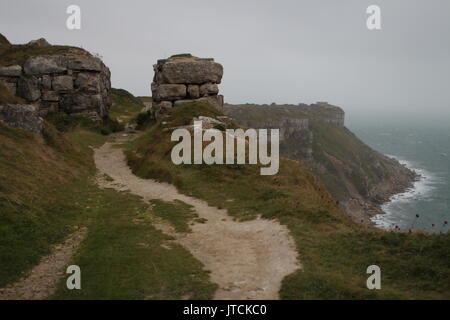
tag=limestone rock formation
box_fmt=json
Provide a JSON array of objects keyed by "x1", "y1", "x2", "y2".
[
  {"x1": 151, "y1": 54, "x2": 224, "y2": 119},
  {"x1": 0, "y1": 104, "x2": 43, "y2": 134},
  {"x1": 0, "y1": 37, "x2": 111, "y2": 120}
]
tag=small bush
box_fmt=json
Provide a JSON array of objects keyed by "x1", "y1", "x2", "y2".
[
  {"x1": 47, "y1": 112, "x2": 123, "y2": 135},
  {"x1": 135, "y1": 111, "x2": 154, "y2": 130}
]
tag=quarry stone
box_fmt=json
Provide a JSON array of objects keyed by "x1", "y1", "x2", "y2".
[
  {"x1": 187, "y1": 85, "x2": 200, "y2": 99},
  {"x1": 75, "y1": 73, "x2": 100, "y2": 92},
  {"x1": 52, "y1": 75, "x2": 73, "y2": 91},
  {"x1": 17, "y1": 77, "x2": 41, "y2": 101},
  {"x1": 156, "y1": 59, "x2": 223, "y2": 84},
  {"x1": 155, "y1": 84, "x2": 187, "y2": 101},
  {"x1": 41, "y1": 90, "x2": 60, "y2": 102},
  {"x1": 1, "y1": 50, "x2": 111, "y2": 120},
  {"x1": 41, "y1": 75, "x2": 52, "y2": 90},
  {"x1": 23, "y1": 56, "x2": 67, "y2": 75},
  {"x1": 199, "y1": 83, "x2": 219, "y2": 96},
  {"x1": 0, "y1": 104, "x2": 43, "y2": 134},
  {"x1": 0, "y1": 65, "x2": 22, "y2": 77},
  {"x1": 67, "y1": 57, "x2": 102, "y2": 72},
  {"x1": 151, "y1": 54, "x2": 224, "y2": 119}
]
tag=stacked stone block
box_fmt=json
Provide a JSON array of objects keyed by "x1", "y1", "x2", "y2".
[
  {"x1": 0, "y1": 54, "x2": 111, "y2": 120},
  {"x1": 151, "y1": 54, "x2": 224, "y2": 119}
]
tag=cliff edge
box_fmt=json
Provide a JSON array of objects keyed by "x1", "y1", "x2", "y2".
[{"x1": 224, "y1": 103, "x2": 417, "y2": 223}]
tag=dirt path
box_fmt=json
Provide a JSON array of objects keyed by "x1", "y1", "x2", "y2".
[
  {"x1": 0, "y1": 227, "x2": 87, "y2": 300},
  {"x1": 94, "y1": 137, "x2": 300, "y2": 300}
]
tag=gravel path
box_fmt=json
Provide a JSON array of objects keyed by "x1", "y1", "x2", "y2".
[
  {"x1": 94, "y1": 137, "x2": 300, "y2": 300},
  {"x1": 0, "y1": 227, "x2": 87, "y2": 300}
]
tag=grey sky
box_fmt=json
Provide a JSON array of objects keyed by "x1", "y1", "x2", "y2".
[{"x1": 1, "y1": 0, "x2": 449, "y2": 118}]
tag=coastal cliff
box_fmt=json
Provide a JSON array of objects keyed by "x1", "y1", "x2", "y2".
[{"x1": 224, "y1": 103, "x2": 417, "y2": 223}]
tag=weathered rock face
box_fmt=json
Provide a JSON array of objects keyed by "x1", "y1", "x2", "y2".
[
  {"x1": 0, "y1": 104, "x2": 43, "y2": 134},
  {"x1": 151, "y1": 54, "x2": 224, "y2": 119},
  {"x1": 0, "y1": 52, "x2": 111, "y2": 120}
]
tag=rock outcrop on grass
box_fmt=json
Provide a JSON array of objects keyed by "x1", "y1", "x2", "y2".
[
  {"x1": 0, "y1": 36, "x2": 111, "y2": 120},
  {"x1": 151, "y1": 54, "x2": 224, "y2": 119},
  {"x1": 0, "y1": 104, "x2": 43, "y2": 134}
]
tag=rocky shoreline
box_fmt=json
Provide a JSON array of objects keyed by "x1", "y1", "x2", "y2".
[{"x1": 341, "y1": 155, "x2": 420, "y2": 226}]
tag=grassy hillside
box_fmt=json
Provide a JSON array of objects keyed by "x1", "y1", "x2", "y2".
[
  {"x1": 109, "y1": 88, "x2": 146, "y2": 125},
  {"x1": 0, "y1": 121, "x2": 95, "y2": 286},
  {"x1": 0, "y1": 114, "x2": 215, "y2": 299},
  {"x1": 127, "y1": 102, "x2": 450, "y2": 299}
]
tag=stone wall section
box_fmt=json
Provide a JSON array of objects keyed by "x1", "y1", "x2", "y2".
[
  {"x1": 0, "y1": 55, "x2": 111, "y2": 120},
  {"x1": 151, "y1": 55, "x2": 224, "y2": 118}
]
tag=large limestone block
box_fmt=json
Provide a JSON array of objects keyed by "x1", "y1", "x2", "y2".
[
  {"x1": 75, "y1": 72, "x2": 101, "y2": 92},
  {"x1": 197, "y1": 95, "x2": 224, "y2": 110},
  {"x1": 67, "y1": 57, "x2": 102, "y2": 71},
  {"x1": 60, "y1": 94, "x2": 92, "y2": 114},
  {"x1": 158, "y1": 60, "x2": 223, "y2": 84},
  {"x1": 0, "y1": 65, "x2": 22, "y2": 77},
  {"x1": 199, "y1": 83, "x2": 219, "y2": 96},
  {"x1": 52, "y1": 75, "x2": 73, "y2": 91},
  {"x1": 23, "y1": 56, "x2": 67, "y2": 75},
  {"x1": 41, "y1": 91, "x2": 60, "y2": 102},
  {"x1": 154, "y1": 84, "x2": 186, "y2": 101},
  {"x1": 41, "y1": 75, "x2": 52, "y2": 89},
  {"x1": 0, "y1": 104, "x2": 43, "y2": 133},
  {"x1": 187, "y1": 85, "x2": 200, "y2": 99},
  {"x1": 17, "y1": 76, "x2": 41, "y2": 101}
]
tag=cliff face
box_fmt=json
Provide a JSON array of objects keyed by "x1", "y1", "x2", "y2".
[
  {"x1": 224, "y1": 103, "x2": 417, "y2": 222},
  {"x1": 0, "y1": 35, "x2": 111, "y2": 121}
]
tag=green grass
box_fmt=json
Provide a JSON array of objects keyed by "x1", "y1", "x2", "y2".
[
  {"x1": 150, "y1": 199, "x2": 199, "y2": 233},
  {"x1": 51, "y1": 188, "x2": 216, "y2": 300},
  {"x1": 137, "y1": 96, "x2": 152, "y2": 103},
  {"x1": 0, "y1": 43, "x2": 90, "y2": 66},
  {"x1": 46, "y1": 112, "x2": 124, "y2": 136},
  {"x1": 0, "y1": 118, "x2": 216, "y2": 299},
  {"x1": 109, "y1": 88, "x2": 146, "y2": 125},
  {"x1": 127, "y1": 101, "x2": 450, "y2": 299},
  {"x1": 0, "y1": 121, "x2": 93, "y2": 286}
]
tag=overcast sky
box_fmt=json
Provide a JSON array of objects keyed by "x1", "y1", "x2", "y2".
[{"x1": 1, "y1": 0, "x2": 449, "y2": 118}]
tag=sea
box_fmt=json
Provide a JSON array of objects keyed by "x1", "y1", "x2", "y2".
[{"x1": 347, "y1": 113, "x2": 450, "y2": 233}]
